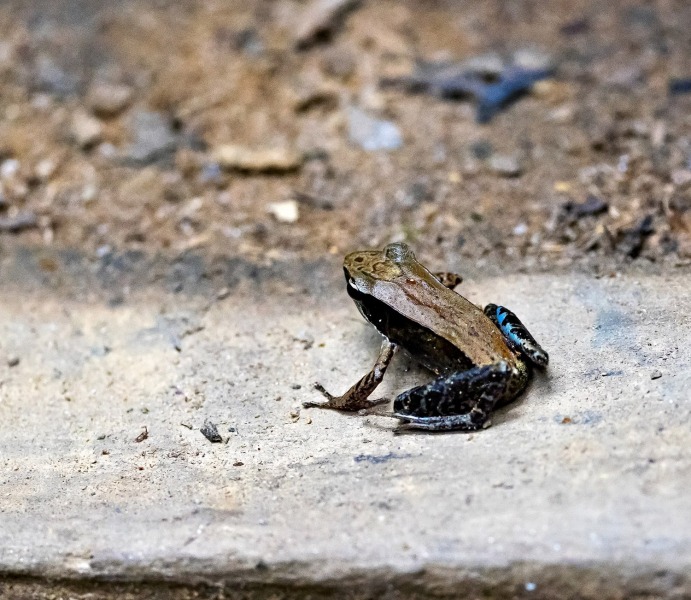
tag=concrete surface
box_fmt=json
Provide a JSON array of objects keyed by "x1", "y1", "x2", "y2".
[{"x1": 0, "y1": 250, "x2": 690, "y2": 599}]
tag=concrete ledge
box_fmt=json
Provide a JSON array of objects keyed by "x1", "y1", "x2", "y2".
[{"x1": 1, "y1": 251, "x2": 689, "y2": 598}]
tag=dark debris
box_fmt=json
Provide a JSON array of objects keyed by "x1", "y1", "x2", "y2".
[
  {"x1": 564, "y1": 195, "x2": 609, "y2": 219},
  {"x1": 0, "y1": 212, "x2": 39, "y2": 233},
  {"x1": 201, "y1": 421, "x2": 223, "y2": 443},
  {"x1": 618, "y1": 215, "x2": 655, "y2": 259},
  {"x1": 134, "y1": 427, "x2": 149, "y2": 443},
  {"x1": 669, "y1": 78, "x2": 691, "y2": 95},
  {"x1": 382, "y1": 60, "x2": 554, "y2": 123}
]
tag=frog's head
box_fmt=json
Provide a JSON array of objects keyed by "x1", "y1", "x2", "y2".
[{"x1": 343, "y1": 244, "x2": 411, "y2": 294}]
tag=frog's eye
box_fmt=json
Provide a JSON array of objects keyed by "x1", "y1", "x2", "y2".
[{"x1": 384, "y1": 242, "x2": 414, "y2": 262}]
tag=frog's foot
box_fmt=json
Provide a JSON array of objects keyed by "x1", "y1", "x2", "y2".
[
  {"x1": 392, "y1": 410, "x2": 492, "y2": 434},
  {"x1": 302, "y1": 341, "x2": 396, "y2": 412},
  {"x1": 484, "y1": 304, "x2": 549, "y2": 368},
  {"x1": 391, "y1": 362, "x2": 512, "y2": 432},
  {"x1": 433, "y1": 272, "x2": 463, "y2": 289},
  {"x1": 303, "y1": 384, "x2": 389, "y2": 411}
]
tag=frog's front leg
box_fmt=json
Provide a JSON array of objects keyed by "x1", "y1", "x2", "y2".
[
  {"x1": 304, "y1": 340, "x2": 396, "y2": 411},
  {"x1": 484, "y1": 304, "x2": 549, "y2": 368},
  {"x1": 391, "y1": 361, "x2": 514, "y2": 432}
]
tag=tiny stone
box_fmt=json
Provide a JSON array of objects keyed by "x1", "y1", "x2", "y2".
[
  {"x1": 671, "y1": 169, "x2": 691, "y2": 188},
  {"x1": 71, "y1": 109, "x2": 103, "y2": 148},
  {"x1": 650, "y1": 369, "x2": 662, "y2": 380},
  {"x1": 470, "y1": 140, "x2": 493, "y2": 160},
  {"x1": 268, "y1": 200, "x2": 299, "y2": 223},
  {"x1": 200, "y1": 421, "x2": 223, "y2": 443},
  {"x1": 512, "y1": 48, "x2": 554, "y2": 71},
  {"x1": 7, "y1": 356, "x2": 20, "y2": 367},
  {"x1": 489, "y1": 154, "x2": 523, "y2": 177},
  {"x1": 34, "y1": 159, "x2": 57, "y2": 181},
  {"x1": 0, "y1": 159, "x2": 20, "y2": 179},
  {"x1": 215, "y1": 145, "x2": 303, "y2": 173},
  {"x1": 124, "y1": 111, "x2": 178, "y2": 165},
  {"x1": 513, "y1": 222, "x2": 529, "y2": 236},
  {"x1": 88, "y1": 82, "x2": 133, "y2": 117},
  {"x1": 347, "y1": 106, "x2": 402, "y2": 152}
]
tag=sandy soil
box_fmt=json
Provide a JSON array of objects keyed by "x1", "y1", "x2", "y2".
[{"x1": 0, "y1": 0, "x2": 689, "y2": 274}]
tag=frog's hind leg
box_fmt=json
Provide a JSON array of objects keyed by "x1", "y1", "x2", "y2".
[
  {"x1": 484, "y1": 304, "x2": 549, "y2": 368},
  {"x1": 304, "y1": 340, "x2": 396, "y2": 411},
  {"x1": 433, "y1": 272, "x2": 463, "y2": 289},
  {"x1": 392, "y1": 361, "x2": 513, "y2": 432}
]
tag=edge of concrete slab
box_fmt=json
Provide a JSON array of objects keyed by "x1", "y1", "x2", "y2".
[{"x1": 2, "y1": 560, "x2": 689, "y2": 600}]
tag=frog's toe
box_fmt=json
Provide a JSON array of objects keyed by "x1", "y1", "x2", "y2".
[
  {"x1": 302, "y1": 399, "x2": 327, "y2": 409},
  {"x1": 313, "y1": 382, "x2": 336, "y2": 401},
  {"x1": 391, "y1": 411, "x2": 490, "y2": 432}
]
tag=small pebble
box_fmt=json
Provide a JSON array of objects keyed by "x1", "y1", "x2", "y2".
[
  {"x1": 0, "y1": 159, "x2": 20, "y2": 179},
  {"x1": 347, "y1": 106, "x2": 402, "y2": 152},
  {"x1": 268, "y1": 200, "x2": 299, "y2": 223},
  {"x1": 215, "y1": 145, "x2": 303, "y2": 173},
  {"x1": 650, "y1": 369, "x2": 662, "y2": 380},
  {"x1": 470, "y1": 140, "x2": 493, "y2": 160},
  {"x1": 671, "y1": 169, "x2": 691, "y2": 188},
  {"x1": 200, "y1": 421, "x2": 223, "y2": 443},
  {"x1": 7, "y1": 356, "x2": 20, "y2": 367},
  {"x1": 34, "y1": 158, "x2": 58, "y2": 181},
  {"x1": 124, "y1": 111, "x2": 178, "y2": 165},
  {"x1": 71, "y1": 109, "x2": 103, "y2": 148},
  {"x1": 513, "y1": 222, "x2": 528, "y2": 236},
  {"x1": 88, "y1": 82, "x2": 133, "y2": 117},
  {"x1": 489, "y1": 154, "x2": 523, "y2": 177}
]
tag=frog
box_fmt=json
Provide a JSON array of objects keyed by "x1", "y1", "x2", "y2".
[{"x1": 303, "y1": 242, "x2": 548, "y2": 432}]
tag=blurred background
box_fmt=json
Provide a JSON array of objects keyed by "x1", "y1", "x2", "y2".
[{"x1": 0, "y1": 0, "x2": 689, "y2": 276}]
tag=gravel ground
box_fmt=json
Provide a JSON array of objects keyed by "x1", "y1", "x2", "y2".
[{"x1": 0, "y1": 0, "x2": 689, "y2": 274}]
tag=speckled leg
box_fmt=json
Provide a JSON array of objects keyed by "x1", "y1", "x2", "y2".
[
  {"x1": 484, "y1": 304, "x2": 549, "y2": 368},
  {"x1": 391, "y1": 361, "x2": 513, "y2": 432},
  {"x1": 434, "y1": 272, "x2": 463, "y2": 289},
  {"x1": 304, "y1": 340, "x2": 396, "y2": 411}
]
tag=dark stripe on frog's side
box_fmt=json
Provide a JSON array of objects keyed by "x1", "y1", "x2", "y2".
[{"x1": 347, "y1": 284, "x2": 475, "y2": 374}]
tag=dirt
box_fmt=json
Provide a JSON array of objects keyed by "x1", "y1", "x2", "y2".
[{"x1": 0, "y1": 0, "x2": 690, "y2": 275}]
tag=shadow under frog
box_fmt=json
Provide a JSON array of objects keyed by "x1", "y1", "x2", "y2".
[{"x1": 303, "y1": 243, "x2": 549, "y2": 432}]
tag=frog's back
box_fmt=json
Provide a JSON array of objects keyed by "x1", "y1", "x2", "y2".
[{"x1": 346, "y1": 244, "x2": 515, "y2": 367}]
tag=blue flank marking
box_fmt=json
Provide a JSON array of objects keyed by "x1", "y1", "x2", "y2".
[
  {"x1": 507, "y1": 329, "x2": 524, "y2": 347},
  {"x1": 496, "y1": 309, "x2": 525, "y2": 348}
]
